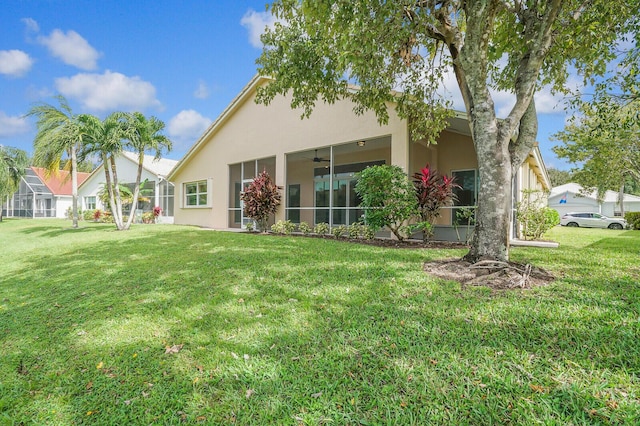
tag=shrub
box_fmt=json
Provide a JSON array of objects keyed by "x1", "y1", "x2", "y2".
[
  {"x1": 412, "y1": 164, "x2": 459, "y2": 241},
  {"x1": 271, "y1": 220, "x2": 296, "y2": 235},
  {"x1": 93, "y1": 209, "x2": 103, "y2": 221},
  {"x1": 516, "y1": 190, "x2": 559, "y2": 240},
  {"x1": 240, "y1": 170, "x2": 282, "y2": 232},
  {"x1": 298, "y1": 221, "x2": 311, "y2": 235},
  {"x1": 101, "y1": 211, "x2": 114, "y2": 223},
  {"x1": 332, "y1": 224, "x2": 347, "y2": 238},
  {"x1": 362, "y1": 225, "x2": 376, "y2": 240},
  {"x1": 348, "y1": 222, "x2": 362, "y2": 239},
  {"x1": 83, "y1": 209, "x2": 96, "y2": 221},
  {"x1": 355, "y1": 165, "x2": 418, "y2": 241},
  {"x1": 142, "y1": 211, "x2": 155, "y2": 224},
  {"x1": 625, "y1": 211, "x2": 640, "y2": 229},
  {"x1": 314, "y1": 222, "x2": 329, "y2": 235},
  {"x1": 245, "y1": 221, "x2": 255, "y2": 232},
  {"x1": 66, "y1": 207, "x2": 84, "y2": 221},
  {"x1": 153, "y1": 206, "x2": 162, "y2": 217}
]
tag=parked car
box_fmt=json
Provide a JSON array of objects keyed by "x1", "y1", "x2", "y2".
[{"x1": 560, "y1": 212, "x2": 627, "y2": 229}]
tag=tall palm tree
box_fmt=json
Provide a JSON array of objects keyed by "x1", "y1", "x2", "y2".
[
  {"x1": 78, "y1": 112, "x2": 128, "y2": 230},
  {"x1": 122, "y1": 112, "x2": 172, "y2": 230},
  {"x1": 0, "y1": 145, "x2": 29, "y2": 222},
  {"x1": 27, "y1": 95, "x2": 83, "y2": 228}
]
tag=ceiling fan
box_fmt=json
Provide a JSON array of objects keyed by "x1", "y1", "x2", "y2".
[{"x1": 312, "y1": 149, "x2": 330, "y2": 163}]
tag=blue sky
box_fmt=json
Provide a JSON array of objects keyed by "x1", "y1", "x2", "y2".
[{"x1": 1, "y1": 1, "x2": 572, "y2": 169}]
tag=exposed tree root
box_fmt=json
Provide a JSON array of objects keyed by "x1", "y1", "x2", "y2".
[{"x1": 423, "y1": 258, "x2": 554, "y2": 291}]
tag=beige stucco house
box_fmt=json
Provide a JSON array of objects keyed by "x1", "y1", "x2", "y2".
[{"x1": 168, "y1": 75, "x2": 550, "y2": 241}]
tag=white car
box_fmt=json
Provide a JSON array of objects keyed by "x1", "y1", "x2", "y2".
[{"x1": 560, "y1": 212, "x2": 627, "y2": 229}]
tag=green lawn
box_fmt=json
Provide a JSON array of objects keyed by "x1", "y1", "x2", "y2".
[{"x1": 1, "y1": 219, "x2": 639, "y2": 425}]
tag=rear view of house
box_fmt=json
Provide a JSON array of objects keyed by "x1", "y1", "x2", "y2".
[{"x1": 168, "y1": 76, "x2": 550, "y2": 241}]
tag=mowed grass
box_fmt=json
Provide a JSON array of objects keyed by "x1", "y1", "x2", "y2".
[{"x1": 1, "y1": 219, "x2": 639, "y2": 425}]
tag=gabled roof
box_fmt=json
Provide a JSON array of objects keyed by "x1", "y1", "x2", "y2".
[
  {"x1": 79, "y1": 151, "x2": 178, "y2": 190},
  {"x1": 31, "y1": 167, "x2": 91, "y2": 196},
  {"x1": 550, "y1": 182, "x2": 640, "y2": 203},
  {"x1": 168, "y1": 74, "x2": 266, "y2": 180},
  {"x1": 120, "y1": 151, "x2": 178, "y2": 177}
]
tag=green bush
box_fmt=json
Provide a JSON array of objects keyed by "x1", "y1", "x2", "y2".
[
  {"x1": 298, "y1": 221, "x2": 311, "y2": 235},
  {"x1": 355, "y1": 165, "x2": 418, "y2": 241},
  {"x1": 625, "y1": 211, "x2": 640, "y2": 229},
  {"x1": 65, "y1": 206, "x2": 84, "y2": 221},
  {"x1": 314, "y1": 222, "x2": 329, "y2": 235},
  {"x1": 348, "y1": 222, "x2": 362, "y2": 239},
  {"x1": 245, "y1": 221, "x2": 255, "y2": 232},
  {"x1": 331, "y1": 224, "x2": 347, "y2": 238},
  {"x1": 516, "y1": 190, "x2": 559, "y2": 240},
  {"x1": 271, "y1": 220, "x2": 296, "y2": 235},
  {"x1": 83, "y1": 209, "x2": 96, "y2": 221}
]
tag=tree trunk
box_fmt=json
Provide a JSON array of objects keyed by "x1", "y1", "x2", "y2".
[
  {"x1": 109, "y1": 156, "x2": 125, "y2": 230},
  {"x1": 465, "y1": 121, "x2": 513, "y2": 263},
  {"x1": 70, "y1": 145, "x2": 79, "y2": 229},
  {"x1": 124, "y1": 153, "x2": 145, "y2": 230},
  {"x1": 619, "y1": 183, "x2": 625, "y2": 218}
]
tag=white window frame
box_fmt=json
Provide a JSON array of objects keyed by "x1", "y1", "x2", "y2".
[
  {"x1": 85, "y1": 196, "x2": 96, "y2": 210},
  {"x1": 184, "y1": 180, "x2": 210, "y2": 208}
]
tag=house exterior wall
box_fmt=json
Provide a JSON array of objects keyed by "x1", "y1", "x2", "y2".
[
  {"x1": 78, "y1": 157, "x2": 160, "y2": 212},
  {"x1": 171, "y1": 80, "x2": 409, "y2": 229},
  {"x1": 170, "y1": 77, "x2": 550, "y2": 240}
]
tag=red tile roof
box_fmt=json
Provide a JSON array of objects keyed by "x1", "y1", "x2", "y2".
[{"x1": 31, "y1": 167, "x2": 91, "y2": 196}]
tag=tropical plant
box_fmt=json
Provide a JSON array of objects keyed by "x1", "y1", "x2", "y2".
[
  {"x1": 313, "y1": 222, "x2": 329, "y2": 235},
  {"x1": 240, "y1": 170, "x2": 282, "y2": 232},
  {"x1": 121, "y1": 112, "x2": 172, "y2": 230},
  {"x1": 298, "y1": 221, "x2": 311, "y2": 235},
  {"x1": 256, "y1": 1, "x2": 637, "y2": 263},
  {"x1": 331, "y1": 224, "x2": 347, "y2": 238},
  {"x1": 355, "y1": 165, "x2": 418, "y2": 241},
  {"x1": 78, "y1": 112, "x2": 128, "y2": 229},
  {"x1": 271, "y1": 219, "x2": 296, "y2": 235},
  {"x1": 27, "y1": 95, "x2": 83, "y2": 228},
  {"x1": 625, "y1": 212, "x2": 640, "y2": 230},
  {"x1": 516, "y1": 190, "x2": 559, "y2": 240},
  {"x1": 412, "y1": 165, "x2": 459, "y2": 242},
  {"x1": 0, "y1": 146, "x2": 29, "y2": 222}
]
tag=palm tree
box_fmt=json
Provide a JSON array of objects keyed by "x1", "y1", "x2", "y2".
[
  {"x1": 78, "y1": 112, "x2": 128, "y2": 230},
  {"x1": 0, "y1": 145, "x2": 29, "y2": 222},
  {"x1": 27, "y1": 95, "x2": 83, "y2": 228},
  {"x1": 121, "y1": 112, "x2": 172, "y2": 230}
]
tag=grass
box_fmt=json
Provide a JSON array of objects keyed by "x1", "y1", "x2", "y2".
[{"x1": 1, "y1": 219, "x2": 639, "y2": 425}]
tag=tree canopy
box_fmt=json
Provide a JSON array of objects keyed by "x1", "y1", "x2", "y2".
[
  {"x1": 0, "y1": 145, "x2": 29, "y2": 222},
  {"x1": 256, "y1": 0, "x2": 638, "y2": 262}
]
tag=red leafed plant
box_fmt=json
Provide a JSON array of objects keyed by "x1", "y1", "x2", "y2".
[
  {"x1": 412, "y1": 164, "x2": 459, "y2": 241},
  {"x1": 240, "y1": 170, "x2": 282, "y2": 232},
  {"x1": 153, "y1": 206, "x2": 162, "y2": 217}
]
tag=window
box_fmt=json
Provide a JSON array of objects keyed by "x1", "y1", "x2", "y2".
[
  {"x1": 452, "y1": 169, "x2": 478, "y2": 225},
  {"x1": 85, "y1": 196, "x2": 96, "y2": 210},
  {"x1": 185, "y1": 180, "x2": 208, "y2": 207}
]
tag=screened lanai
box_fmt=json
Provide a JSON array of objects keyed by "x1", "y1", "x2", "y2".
[{"x1": 2, "y1": 168, "x2": 55, "y2": 218}]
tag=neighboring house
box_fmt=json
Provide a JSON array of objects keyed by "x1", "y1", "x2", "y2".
[
  {"x1": 1, "y1": 167, "x2": 90, "y2": 219},
  {"x1": 549, "y1": 182, "x2": 640, "y2": 217},
  {"x1": 167, "y1": 75, "x2": 550, "y2": 241},
  {"x1": 78, "y1": 151, "x2": 178, "y2": 223}
]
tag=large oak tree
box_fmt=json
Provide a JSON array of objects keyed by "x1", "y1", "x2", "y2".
[{"x1": 255, "y1": 0, "x2": 637, "y2": 262}]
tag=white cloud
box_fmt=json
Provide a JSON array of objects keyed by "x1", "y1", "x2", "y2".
[
  {"x1": 55, "y1": 70, "x2": 161, "y2": 112},
  {"x1": 194, "y1": 80, "x2": 210, "y2": 99},
  {"x1": 0, "y1": 50, "x2": 34, "y2": 77},
  {"x1": 168, "y1": 110, "x2": 212, "y2": 142},
  {"x1": 0, "y1": 111, "x2": 30, "y2": 138},
  {"x1": 21, "y1": 17, "x2": 40, "y2": 33},
  {"x1": 38, "y1": 29, "x2": 101, "y2": 70},
  {"x1": 241, "y1": 9, "x2": 279, "y2": 48}
]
